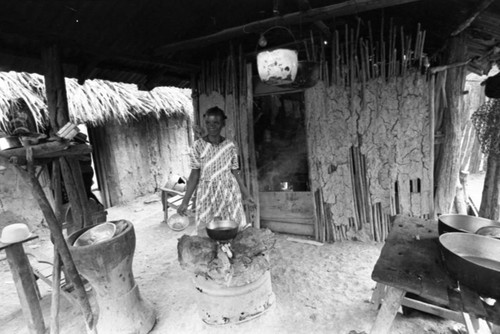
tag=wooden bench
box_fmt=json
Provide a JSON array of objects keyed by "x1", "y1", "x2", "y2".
[{"x1": 370, "y1": 215, "x2": 500, "y2": 334}]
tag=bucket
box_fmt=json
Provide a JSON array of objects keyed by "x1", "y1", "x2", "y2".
[{"x1": 193, "y1": 270, "x2": 275, "y2": 325}]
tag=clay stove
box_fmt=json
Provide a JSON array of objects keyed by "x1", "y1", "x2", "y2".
[{"x1": 178, "y1": 227, "x2": 276, "y2": 325}]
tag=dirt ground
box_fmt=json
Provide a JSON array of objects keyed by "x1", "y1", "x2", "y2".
[{"x1": 0, "y1": 174, "x2": 490, "y2": 334}]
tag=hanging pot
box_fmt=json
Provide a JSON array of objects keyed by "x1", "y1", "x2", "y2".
[{"x1": 257, "y1": 49, "x2": 298, "y2": 86}]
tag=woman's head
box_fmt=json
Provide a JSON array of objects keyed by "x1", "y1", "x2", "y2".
[{"x1": 204, "y1": 107, "x2": 227, "y2": 136}]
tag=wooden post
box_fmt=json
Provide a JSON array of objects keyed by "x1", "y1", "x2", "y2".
[
  {"x1": 5, "y1": 243, "x2": 46, "y2": 334},
  {"x1": 429, "y1": 74, "x2": 436, "y2": 219},
  {"x1": 13, "y1": 165, "x2": 96, "y2": 333},
  {"x1": 42, "y1": 45, "x2": 70, "y2": 132},
  {"x1": 433, "y1": 35, "x2": 468, "y2": 215},
  {"x1": 246, "y1": 63, "x2": 260, "y2": 228}
]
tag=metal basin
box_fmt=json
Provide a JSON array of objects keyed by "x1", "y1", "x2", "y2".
[
  {"x1": 438, "y1": 214, "x2": 500, "y2": 235},
  {"x1": 439, "y1": 232, "x2": 500, "y2": 299},
  {"x1": 0, "y1": 136, "x2": 22, "y2": 151},
  {"x1": 206, "y1": 219, "x2": 238, "y2": 241}
]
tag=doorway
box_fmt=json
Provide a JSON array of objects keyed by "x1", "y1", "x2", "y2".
[{"x1": 253, "y1": 92, "x2": 315, "y2": 236}]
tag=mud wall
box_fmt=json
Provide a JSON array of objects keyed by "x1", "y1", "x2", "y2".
[
  {"x1": 92, "y1": 114, "x2": 192, "y2": 206},
  {"x1": 305, "y1": 75, "x2": 431, "y2": 240},
  {"x1": 0, "y1": 165, "x2": 47, "y2": 229}
]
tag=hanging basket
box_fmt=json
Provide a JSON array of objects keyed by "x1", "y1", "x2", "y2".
[{"x1": 257, "y1": 48, "x2": 298, "y2": 86}]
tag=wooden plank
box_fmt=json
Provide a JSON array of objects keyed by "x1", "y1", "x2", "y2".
[
  {"x1": 5, "y1": 243, "x2": 46, "y2": 334},
  {"x1": 401, "y1": 296, "x2": 464, "y2": 323},
  {"x1": 261, "y1": 220, "x2": 315, "y2": 236},
  {"x1": 259, "y1": 192, "x2": 315, "y2": 223},
  {"x1": 370, "y1": 286, "x2": 405, "y2": 334}
]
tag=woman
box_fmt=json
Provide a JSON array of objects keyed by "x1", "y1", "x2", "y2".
[{"x1": 177, "y1": 107, "x2": 255, "y2": 235}]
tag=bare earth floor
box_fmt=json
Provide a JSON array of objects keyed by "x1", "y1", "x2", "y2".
[{"x1": 0, "y1": 173, "x2": 490, "y2": 334}]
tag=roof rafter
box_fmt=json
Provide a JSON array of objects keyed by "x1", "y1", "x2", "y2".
[{"x1": 154, "y1": 0, "x2": 422, "y2": 55}]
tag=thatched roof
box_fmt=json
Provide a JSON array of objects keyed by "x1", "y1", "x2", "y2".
[{"x1": 0, "y1": 71, "x2": 193, "y2": 130}]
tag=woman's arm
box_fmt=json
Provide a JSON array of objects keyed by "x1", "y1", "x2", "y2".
[{"x1": 177, "y1": 169, "x2": 200, "y2": 216}]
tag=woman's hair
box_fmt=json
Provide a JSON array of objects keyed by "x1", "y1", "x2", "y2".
[{"x1": 204, "y1": 106, "x2": 227, "y2": 120}]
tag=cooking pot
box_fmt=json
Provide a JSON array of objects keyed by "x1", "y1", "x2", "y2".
[
  {"x1": 0, "y1": 136, "x2": 22, "y2": 151},
  {"x1": 438, "y1": 214, "x2": 500, "y2": 235},
  {"x1": 206, "y1": 219, "x2": 239, "y2": 241},
  {"x1": 439, "y1": 232, "x2": 500, "y2": 299}
]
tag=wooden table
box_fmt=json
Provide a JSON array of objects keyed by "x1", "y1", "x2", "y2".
[
  {"x1": 0, "y1": 235, "x2": 45, "y2": 334},
  {"x1": 370, "y1": 215, "x2": 500, "y2": 334}
]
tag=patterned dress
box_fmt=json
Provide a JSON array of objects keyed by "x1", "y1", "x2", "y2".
[{"x1": 190, "y1": 138, "x2": 246, "y2": 233}]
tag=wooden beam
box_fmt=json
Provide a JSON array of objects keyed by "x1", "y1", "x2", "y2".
[
  {"x1": 295, "y1": 0, "x2": 331, "y2": 38},
  {"x1": 154, "y1": 0, "x2": 422, "y2": 55},
  {"x1": 451, "y1": 0, "x2": 496, "y2": 37}
]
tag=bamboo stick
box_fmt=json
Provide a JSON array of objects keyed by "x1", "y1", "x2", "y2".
[{"x1": 348, "y1": 149, "x2": 361, "y2": 231}]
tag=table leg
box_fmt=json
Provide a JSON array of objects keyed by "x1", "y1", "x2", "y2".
[
  {"x1": 5, "y1": 243, "x2": 46, "y2": 334},
  {"x1": 462, "y1": 312, "x2": 492, "y2": 334},
  {"x1": 371, "y1": 283, "x2": 387, "y2": 308},
  {"x1": 370, "y1": 286, "x2": 405, "y2": 334}
]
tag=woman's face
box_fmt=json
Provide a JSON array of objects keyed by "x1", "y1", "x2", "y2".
[{"x1": 205, "y1": 114, "x2": 225, "y2": 136}]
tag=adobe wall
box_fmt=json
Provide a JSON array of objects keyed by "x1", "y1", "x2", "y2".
[
  {"x1": 305, "y1": 75, "x2": 431, "y2": 240},
  {"x1": 96, "y1": 115, "x2": 192, "y2": 205}
]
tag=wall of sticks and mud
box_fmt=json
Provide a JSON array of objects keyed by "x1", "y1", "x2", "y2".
[{"x1": 305, "y1": 75, "x2": 431, "y2": 242}]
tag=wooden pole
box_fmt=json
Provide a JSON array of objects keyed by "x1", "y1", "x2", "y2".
[
  {"x1": 433, "y1": 35, "x2": 468, "y2": 215},
  {"x1": 451, "y1": 0, "x2": 496, "y2": 36},
  {"x1": 246, "y1": 63, "x2": 260, "y2": 229},
  {"x1": 59, "y1": 157, "x2": 84, "y2": 234},
  {"x1": 42, "y1": 45, "x2": 70, "y2": 132},
  {"x1": 154, "y1": 0, "x2": 421, "y2": 55},
  {"x1": 50, "y1": 250, "x2": 62, "y2": 334},
  {"x1": 429, "y1": 74, "x2": 436, "y2": 219},
  {"x1": 5, "y1": 243, "x2": 46, "y2": 334},
  {"x1": 13, "y1": 165, "x2": 96, "y2": 333}
]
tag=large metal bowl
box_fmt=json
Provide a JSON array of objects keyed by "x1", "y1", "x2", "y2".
[
  {"x1": 206, "y1": 219, "x2": 239, "y2": 241},
  {"x1": 439, "y1": 232, "x2": 500, "y2": 299},
  {"x1": 438, "y1": 214, "x2": 500, "y2": 235},
  {"x1": 0, "y1": 136, "x2": 22, "y2": 151}
]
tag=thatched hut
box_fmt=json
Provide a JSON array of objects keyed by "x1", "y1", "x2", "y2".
[{"x1": 0, "y1": 71, "x2": 193, "y2": 222}]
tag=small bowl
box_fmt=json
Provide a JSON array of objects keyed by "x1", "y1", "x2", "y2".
[
  {"x1": 206, "y1": 219, "x2": 239, "y2": 241},
  {"x1": 0, "y1": 223, "x2": 31, "y2": 243},
  {"x1": 167, "y1": 213, "x2": 190, "y2": 231},
  {"x1": 73, "y1": 222, "x2": 116, "y2": 247}
]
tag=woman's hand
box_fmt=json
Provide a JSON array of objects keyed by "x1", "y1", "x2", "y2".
[
  {"x1": 177, "y1": 202, "x2": 189, "y2": 216},
  {"x1": 243, "y1": 196, "x2": 257, "y2": 208}
]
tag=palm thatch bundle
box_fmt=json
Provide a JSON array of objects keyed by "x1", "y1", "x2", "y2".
[{"x1": 0, "y1": 71, "x2": 193, "y2": 131}]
